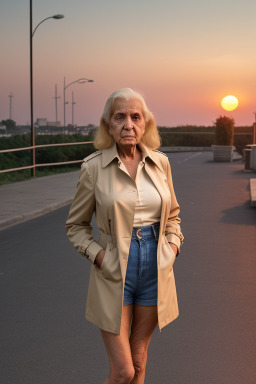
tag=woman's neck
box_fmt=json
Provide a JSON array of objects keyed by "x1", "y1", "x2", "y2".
[{"x1": 117, "y1": 144, "x2": 140, "y2": 161}]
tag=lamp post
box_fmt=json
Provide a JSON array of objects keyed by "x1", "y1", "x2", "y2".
[
  {"x1": 30, "y1": 0, "x2": 64, "y2": 176},
  {"x1": 63, "y1": 77, "x2": 94, "y2": 129}
]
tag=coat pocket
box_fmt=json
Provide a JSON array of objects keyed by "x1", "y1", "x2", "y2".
[
  {"x1": 160, "y1": 236, "x2": 176, "y2": 270},
  {"x1": 99, "y1": 242, "x2": 121, "y2": 281}
]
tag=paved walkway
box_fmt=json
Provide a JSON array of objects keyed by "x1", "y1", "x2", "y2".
[{"x1": 0, "y1": 171, "x2": 80, "y2": 231}]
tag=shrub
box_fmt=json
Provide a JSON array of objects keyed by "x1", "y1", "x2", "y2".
[{"x1": 214, "y1": 116, "x2": 234, "y2": 146}]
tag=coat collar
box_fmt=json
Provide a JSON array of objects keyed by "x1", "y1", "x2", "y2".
[
  {"x1": 101, "y1": 143, "x2": 120, "y2": 168},
  {"x1": 101, "y1": 142, "x2": 165, "y2": 173}
]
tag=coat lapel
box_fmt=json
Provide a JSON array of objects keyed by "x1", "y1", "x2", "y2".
[{"x1": 140, "y1": 145, "x2": 171, "y2": 240}]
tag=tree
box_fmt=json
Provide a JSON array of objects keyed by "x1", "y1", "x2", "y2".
[
  {"x1": 1, "y1": 119, "x2": 16, "y2": 131},
  {"x1": 214, "y1": 115, "x2": 234, "y2": 146}
]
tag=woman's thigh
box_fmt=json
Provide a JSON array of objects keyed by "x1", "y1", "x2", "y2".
[
  {"x1": 100, "y1": 305, "x2": 134, "y2": 372},
  {"x1": 130, "y1": 305, "x2": 158, "y2": 366},
  {"x1": 100, "y1": 304, "x2": 157, "y2": 379}
]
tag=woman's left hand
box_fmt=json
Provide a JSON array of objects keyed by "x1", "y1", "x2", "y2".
[
  {"x1": 169, "y1": 243, "x2": 178, "y2": 257},
  {"x1": 94, "y1": 249, "x2": 106, "y2": 267}
]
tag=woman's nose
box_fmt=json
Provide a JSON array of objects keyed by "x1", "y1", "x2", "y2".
[{"x1": 124, "y1": 117, "x2": 133, "y2": 129}]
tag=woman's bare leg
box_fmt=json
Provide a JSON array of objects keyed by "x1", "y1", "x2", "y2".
[
  {"x1": 129, "y1": 305, "x2": 158, "y2": 384},
  {"x1": 101, "y1": 305, "x2": 134, "y2": 384}
]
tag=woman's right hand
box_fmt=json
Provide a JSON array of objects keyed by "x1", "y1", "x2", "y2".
[{"x1": 94, "y1": 249, "x2": 105, "y2": 268}]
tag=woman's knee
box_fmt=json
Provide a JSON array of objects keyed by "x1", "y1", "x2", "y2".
[
  {"x1": 110, "y1": 364, "x2": 135, "y2": 383},
  {"x1": 132, "y1": 345, "x2": 148, "y2": 377}
]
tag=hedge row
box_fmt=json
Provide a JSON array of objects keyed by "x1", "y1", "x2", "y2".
[{"x1": 160, "y1": 132, "x2": 252, "y2": 153}]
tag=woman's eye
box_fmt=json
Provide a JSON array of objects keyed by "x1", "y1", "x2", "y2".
[{"x1": 133, "y1": 115, "x2": 140, "y2": 120}]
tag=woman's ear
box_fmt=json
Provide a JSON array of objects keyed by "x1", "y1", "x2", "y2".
[{"x1": 108, "y1": 125, "x2": 113, "y2": 136}]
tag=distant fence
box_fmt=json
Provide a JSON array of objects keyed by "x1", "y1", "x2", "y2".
[{"x1": 0, "y1": 141, "x2": 93, "y2": 174}]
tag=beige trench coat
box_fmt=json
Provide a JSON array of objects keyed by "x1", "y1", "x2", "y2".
[{"x1": 65, "y1": 143, "x2": 183, "y2": 334}]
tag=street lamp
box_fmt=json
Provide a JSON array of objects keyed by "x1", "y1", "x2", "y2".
[
  {"x1": 63, "y1": 77, "x2": 94, "y2": 128},
  {"x1": 32, "y1": 14, "x2": 64, "y2": 37},
  {"x1": 30, "y1": 0, "x2": 64, "y2": 176}
]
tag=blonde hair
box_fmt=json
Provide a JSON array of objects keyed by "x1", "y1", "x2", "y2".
[{"x1": 94, "y1": 88, "x2": 161, "y2": 149}]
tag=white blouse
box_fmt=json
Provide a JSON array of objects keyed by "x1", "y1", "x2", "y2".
[{"x1": 119, "y1": 159, "x2": 162, "y2": 227}]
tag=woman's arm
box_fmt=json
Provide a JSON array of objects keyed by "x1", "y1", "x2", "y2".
[{"x1": 65, "y1": 161, "x2": 103, "y2": 264}]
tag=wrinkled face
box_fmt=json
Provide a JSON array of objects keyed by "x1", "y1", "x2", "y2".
[{"x1": 109, "y1": 98, "x2": 146, "y2": 148}]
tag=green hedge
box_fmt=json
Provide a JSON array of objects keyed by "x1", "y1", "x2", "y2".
[
  {"x1": 0, "y1": 134, "x2": 94, "y2": 185},
  {"x1": 159, "y1": 125, "x2": 253, "y2": 153},
  {"x1": 160, "y1": 132, "x2": 214, "y2": 147}
]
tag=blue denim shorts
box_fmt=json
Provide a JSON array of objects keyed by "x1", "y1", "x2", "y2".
[{"x1": 123, "y1": 223, "x2": 159, "y2": 306}]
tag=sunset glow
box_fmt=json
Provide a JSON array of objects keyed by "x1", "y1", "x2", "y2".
[
  {"x1": 221, "y1": 96, "x2": 239, "y2": 112},
  {"x1": 0, "y1": 1, "x2": 255, "y2": 126}
]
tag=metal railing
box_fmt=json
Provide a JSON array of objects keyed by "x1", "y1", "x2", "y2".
[{"x1": 0, "y1": 141, "x2": 93, "y2": 174}]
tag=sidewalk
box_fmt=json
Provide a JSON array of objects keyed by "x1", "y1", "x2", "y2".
[{"x1": 0, "y1": 171, "x2": 80, "y2": 231}]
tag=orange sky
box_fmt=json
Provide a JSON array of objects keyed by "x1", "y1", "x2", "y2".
[{"x1": 1, "y1": 0, "x2": 256, "y2": 126}]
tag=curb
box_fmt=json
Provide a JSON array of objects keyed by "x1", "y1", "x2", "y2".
[
  {"x1": 0, "y1": 199, "x2": 73, "y2": 232},
  {"x1": 160, "y1": 146, "x2": 212, "y2": 152}
]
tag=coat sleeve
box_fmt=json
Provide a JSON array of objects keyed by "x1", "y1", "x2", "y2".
[
  {"x1": 164, "y1": 159, "x2": 184, "y2": 253},
  {"x1": 65, "y1": 161, "x2": 103, "y2": 264}
]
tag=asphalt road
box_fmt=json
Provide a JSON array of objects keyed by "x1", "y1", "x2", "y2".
[{"x1": 1, "y1": 152, "x2": 256, "y2": 384}]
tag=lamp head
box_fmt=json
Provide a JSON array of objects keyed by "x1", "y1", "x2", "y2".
[
  {"x1": 78, "y1": 78, "x2": 94, "y2": 84},
  {"x1": 53, "y1": 14, "x2": 64, "y2": 19}
]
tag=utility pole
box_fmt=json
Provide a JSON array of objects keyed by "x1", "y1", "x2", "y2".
[
  {"x1": 8, "y1": 92, "x2": 14, "y2": 120},
  {"x1": 72, "y1": 91, "x2": 76, "y2": 126},
  {"x1": 53, "y1": 84, "x2": 61, "y2": 124}
]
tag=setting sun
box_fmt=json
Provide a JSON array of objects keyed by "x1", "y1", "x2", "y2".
[{"x1": 221, "y1": 95, "x2": 239, "y2": 111}]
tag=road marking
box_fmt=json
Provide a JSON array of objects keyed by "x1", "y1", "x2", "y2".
[{"x1": 177, "y1": 152, "x2": 202, "y2": 164}]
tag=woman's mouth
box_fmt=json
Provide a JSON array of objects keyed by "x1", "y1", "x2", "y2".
[{"x1": 122, "y1": 135, "x2": 135, "y2": 138}]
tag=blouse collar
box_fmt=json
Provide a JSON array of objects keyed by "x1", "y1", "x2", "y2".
[{"x1": 102, "y1": 142, "x2": 165, "y2": 173}]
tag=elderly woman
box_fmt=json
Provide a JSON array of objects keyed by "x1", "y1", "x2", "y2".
[{"x1": 65, "y1": 88, "x2": 183, "y2": 384}]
